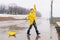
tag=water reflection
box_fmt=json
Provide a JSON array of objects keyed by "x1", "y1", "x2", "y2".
[
  {"x1": 27, "y1": 35, "x2": 40, "y2": 40},
  {"x1": 35, "y1": 36, "x2": 40, "y2": 40},
  {"x1": 8, "y1": 35, "x2": 16, "y2": 38},
  {"x1": 0, "y1": 25, "x2": 28, "y2": 30},
  {"x1": 27, "y1": 35, "x2": 30, "y2": 40},
  {"x1": 0, "y1": 25, "x2": 28, "y2": 34}
]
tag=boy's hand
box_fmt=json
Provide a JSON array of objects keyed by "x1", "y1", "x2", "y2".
[
  {"x1": 34, "y1": 4, "x2": 36, "y2": 6},
  {"x1": 34, "y1": 4, "x2": 36, "y2": 8},
  {"x1": 25, "y1": 17, "x2": 28, "y2": 20},
  {"x1": 34, "y1": 4, "x2": 36, "y2": 12}
]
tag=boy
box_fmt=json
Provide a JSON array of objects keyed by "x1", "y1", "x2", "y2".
[{"x1": 26, "y1": 4, "x2": 40, "y2": 36}]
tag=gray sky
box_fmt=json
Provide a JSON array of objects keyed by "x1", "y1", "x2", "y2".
[{"x1": 0, "y1": 0, "x2": 60, "y2": 18}]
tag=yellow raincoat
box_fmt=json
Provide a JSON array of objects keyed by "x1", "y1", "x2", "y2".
[{"x1": 26, "y1": 4, "x2": 37, "y2": 25}]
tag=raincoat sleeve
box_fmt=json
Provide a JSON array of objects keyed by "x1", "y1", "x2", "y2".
[
  {"x1": 26, "y1": 13, "x2": 31, "y2": 19},
  {"x1": 34, "y1": 4, "x2": 37, "y2": 13}
]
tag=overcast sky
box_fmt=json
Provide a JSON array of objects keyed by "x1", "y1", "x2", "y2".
[{"x1": 0, "y1": 0, "x2": 60, "y2": 18}]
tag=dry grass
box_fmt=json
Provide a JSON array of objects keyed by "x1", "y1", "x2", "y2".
[{"x1": 0, "y1": 17, "x2": 16, "y2": 21}]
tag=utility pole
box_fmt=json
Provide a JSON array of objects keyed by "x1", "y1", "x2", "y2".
[
  {"x1": 50, "y1": 0, "x2": 53, "y2": 24},
  {"x1": 50, "y1": 0, "x2": 53, "y2": 39}
]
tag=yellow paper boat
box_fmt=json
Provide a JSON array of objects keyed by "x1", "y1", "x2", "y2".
[{"x1": 8, "y1": 31, "x2": 16, "y2": 37}]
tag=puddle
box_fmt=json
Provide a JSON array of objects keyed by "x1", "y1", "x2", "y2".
[{"x1": 27, "y1": 35, "x2": 40, "y2": 40}]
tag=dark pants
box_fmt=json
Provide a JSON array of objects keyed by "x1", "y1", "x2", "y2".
[{"x1": 27, "y1": 21, "x2": 39, "y2": 35}]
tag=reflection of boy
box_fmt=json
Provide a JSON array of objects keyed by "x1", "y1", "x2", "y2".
[{"x1": 26, "y1": 4, "x2": 40, "y2": 35}]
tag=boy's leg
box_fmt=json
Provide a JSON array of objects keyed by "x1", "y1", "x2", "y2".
[
  {"x1": 33, "y1": 22, "x2": 40, "y2": 35},
  {"x1": 27, "y1": 25, "x2": 32, "y2": 35}
]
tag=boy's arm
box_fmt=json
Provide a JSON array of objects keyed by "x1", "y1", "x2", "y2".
[
  {"x1": 34, "y1": 4, "x2": 37, "y2": 13},
  {"x1": 25, "y1": 13, "x2": 30, "y2": 20}
]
